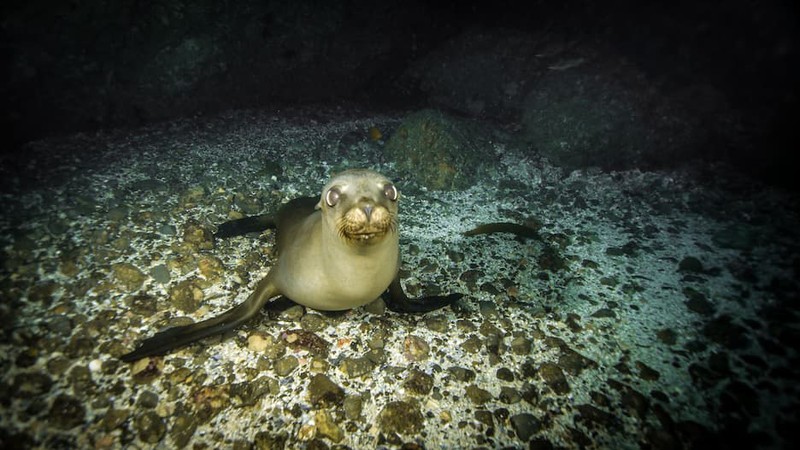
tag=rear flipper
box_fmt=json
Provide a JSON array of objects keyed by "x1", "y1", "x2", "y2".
[
  {"x1": 215, "y1": 214, "x2": 275, "y2": 239},
  {"x1": 120, "y1": 275, "x2": 279, "y2": 362},
  {"x1": 383, "y1": 277, "x2": 462, "y2": 313}
]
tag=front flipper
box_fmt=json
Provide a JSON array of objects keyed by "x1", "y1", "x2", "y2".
[
  {"x1": 120, "y1": 275, "x2": 279, "y2": 362},
  {"x1": 215, "y1": 214, "x2": 276, "y2": 239},
  {"x1": 383, "y1": 277, "x2": 462, "y2": 313}
]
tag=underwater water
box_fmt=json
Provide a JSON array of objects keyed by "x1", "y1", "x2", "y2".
[{"x1": 1, "y1": 108, "x2": 798, "y2": 449}]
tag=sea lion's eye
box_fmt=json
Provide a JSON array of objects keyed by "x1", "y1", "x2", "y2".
[
  {"x1": 384, "y1": 183, "x2": 398, "y2": 201},
  {"x1": 325, "y1": 188, "x2": 341, "y2": 207}
]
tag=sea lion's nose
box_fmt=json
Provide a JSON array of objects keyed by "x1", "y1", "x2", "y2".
[{"x1": 363, "y1": 204, "x2": 373, "y2": 220}]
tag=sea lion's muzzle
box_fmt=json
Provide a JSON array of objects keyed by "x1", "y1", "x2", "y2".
[{"x1": 337, "y1": 203, "x2": 395, "y2": 243}]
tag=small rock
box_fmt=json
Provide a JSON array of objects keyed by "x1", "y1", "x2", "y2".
[
  {"x1": 300, "y1": 314, "x2": 327, "y2": 332},
  {"x1": 462, "y1": 336, "x2": 482, "y2": 353},
  {"x1": 474, "y1": 410, "x2": 494, "y2": 428},
  {"x1": 678, "y1": 256, "x2": 704, "y2": 273},
  {"x1": 136, "y1": 391, "x2": 159, "y2": 409},
  {"x1": 447, "y1": 366, "x2": 476, "y2": 382},
  {"x1": 404, "y1": 369, "x2": 434, "y2": 395},
  {"x1": 248, "y1": 332, "x2": 270, "y2": 352},
  {"x1": 168, "y1": 279, "x2": 204, "y2": 313},
  {"x1": 307, "y1": 374, "x2": 345, "y2": 408},
  {"x1": 197, "y1": 255, "x2": 225, "y2": 282},
  {"x1": 636, "y1": 361, "x2": 661, "y2": 381},
  {"x1": 112, "y1": 263, "x2": 146, "y2": 292},
  {"x1": 130, "y1": 357, "x2": 164, "y2": 383},
  {"x1": 510, "y1": 413, "x2": 541, "y2": 441},
  {"x1": 378, "y1": 401, "x2": 424, "y2": 435},
  {"x1": 135, "y1": 410, "x2": 166, "y2": 444},
  {"x1": 403, "y1": 335, "x2": 430, "y2": 361},
  {"x1": 12, "y1": 372, "x2": 53, "y2": 396},
  {"x1": 656, "y1": 329, "x2": 677, "y2": 345},
  {"x1": 280, "y1": 305, "x2": 305, "y2": 321},
  {"x1": 339, "y1": 356, "x2": 374, "y2": 378},
  {"x1": 465, "y1": 384, "x2": 492, "y2": 405},
  {"x1": 343, "y1": 395, "x2": 363, "y2": 420},
  {"x1": 539, "y1": 363, "x2": 570, "y2": 394},
  {"x1": 48, "y1": 395, "x2": 86, "y2": 429},
  {"x1": 102, "y1": 408, "x2": 130, "y2": 431},
  {"x1": 591, "y1": 308, "x2": 616, "y2": 319},
  {"x1": 496, "y1": 367, "x2": 514, "y2": 382},
  {"x1": 363, "y1": 297, "x2": 386, "y2": 315},
  {"x1": 424, "y1": 315, "x2": 449, "y2": 332},
  {"x1": 274, "y1": 356, "x2": 299, "y2": 376},
  {"x1": 510, "y1": 336, "x2": 532, "y2": 355},
  {"x1": 170, "y1": 413, "x2": 198, "y2": 448},
  {"x1": 254, "y1": 431, "x2": 288, "y2": 449},
  {"x1": 283, "y1": 329, "x2": 330, "y2": 357},
  {"x1": 499, "y1": 386, "x2": 521, "y2": 404},
  {"x1": 315, "y1": 410, "x2": 343, "y2": 443},
  {"x1": 576, "y1": 404, "x2": 617, "y2": 429},
  {"x1": 230, "y1": 377, "x2": 279, "y2": 407},
  {"x1": 182, "y1": 220, "x2": 213, "y2": 250}
]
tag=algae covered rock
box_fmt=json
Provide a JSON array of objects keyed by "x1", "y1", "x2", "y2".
[
  {"x1": 385, "y1": 109, "x2": 491, "y2": 190},
  {"x1": 112, "y1": 262, "x2": 146, "y2": 292},
  {"x1": 378, "y1": 400, "x2": 424, "y2": 435}
]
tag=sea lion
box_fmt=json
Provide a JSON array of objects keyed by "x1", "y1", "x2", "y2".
[{"x1": 120, "y1": 169, "x2": 460, "y2": 362}]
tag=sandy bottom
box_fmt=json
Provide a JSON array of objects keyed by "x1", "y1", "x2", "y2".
[{"x1": 1, "y1": 108, "x2": 798, "y2": 449}]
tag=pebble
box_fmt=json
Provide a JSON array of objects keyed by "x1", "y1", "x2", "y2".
[
  {"x1": 170, "y1": 413, "x2": 199, "y2": 448},
  {"x1": 403, "y1": 335, "x2": 430, "y2": 361},
  {"x1": 88, "y1": 359, "x2": 103, "y2": 372},
  {"x1": 465, "y1": 385, "x2": 492, "y2": 405},
  {"x1": 496, "y1": 367, "x2": 514, "y2": 381},
  {"x1": 248, "y1": 332, "x2": 270, "y2": 352},
  {"x1": 343, "y1": 395, "x2": 363, "y2": 420},
  {"x1": 281, "y1": 305, "x2": 305, "y2": 321},
  {"x1": 168, "y1": 279, "x2": 204, "y2": 313},
  {"x1": 300, "y1": 314, "x2": 327, "y2": 331},
  {"x1": 48, "y1": 394, "x2": 85, "y2": 429},
  {"x1": 135, "y1": 410, "x2": 166, "y2": 443},
  {"x1": 499, "y1": 386, "x2": 522, "y2": 404},
  {"x1": 136, "y1": 391, "x2": 159, "y2": 408},
  {"x1": 447, "y1": 366, "x2": 476, "y2": 382},
  {"x1": 424, "y1": 315, "x2": 449, "y2": 332},
  {"x1": 182, "y1": 220, "x2": 213, "y2": 250},
  {"x1": 307, "y1": 373, "x2": 345, "y2": 407},
  {"x1": 678, "y1": 256, "x2": 704, "y2": 273},
  {"x1": 12, "y1": 372, "x2": 53, "y2": 396},
  {"x1": 197, "y1": 255, "x2": 225, "y2": 281},
  {"x1": 102, "y1": 408, "x2": 130, "y2": 431},
  {"x1": 283, "y1": 329, "x2": 331, "y2": 356},
  {"x1": 230, "y1": 377, "x2": 279, "y2": 407},
  {"x1": 315, "y1": 410, "x2": 343, "y2": 443},
  {"x1": 363, "y1": 297, "x2": 386, "y2": 315},
  {"x1": 510, "y1": 336, "x2": 532, "y2": 355},
  {"x1": 404, "y1": 369, "x2": 434, "y2": 395},
  {"x1": 538, "y1": 363, "x2": 570, "y2": 394},
  {"x1": 274, "y1": 355, "x2": 299, "y2": 376},
  {"x1": 378, "y1": 401, "x2": 424, "y2": 435},
  {"x1": 510, "y1": 413, "x2": 541, "y2": 441},
  {"x1": 339, "y1": 356, "x2": 374, "y2": 378},
  {"x1": 111, "y1": 263, "x2": 146, "y2": 292}
]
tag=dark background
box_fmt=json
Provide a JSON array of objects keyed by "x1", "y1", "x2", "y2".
[{"x1": 2, "y1": 0, "x2": 797, "y2": 187}]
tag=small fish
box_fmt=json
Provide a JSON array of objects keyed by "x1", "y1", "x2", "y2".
[
  {"x1": 368, "y1": 126, "x2": 383, "y2": 141},
  {"x1": 548, "y1": 57, "x2": 585, "y2": 71},
  {"x1": 464, "y1": 222, "x2": 541, "y2": 239}
]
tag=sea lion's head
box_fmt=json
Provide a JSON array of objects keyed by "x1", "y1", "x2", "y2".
[{"x1": 318, "y1": 169, "x2": 399, "y2": 246}]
